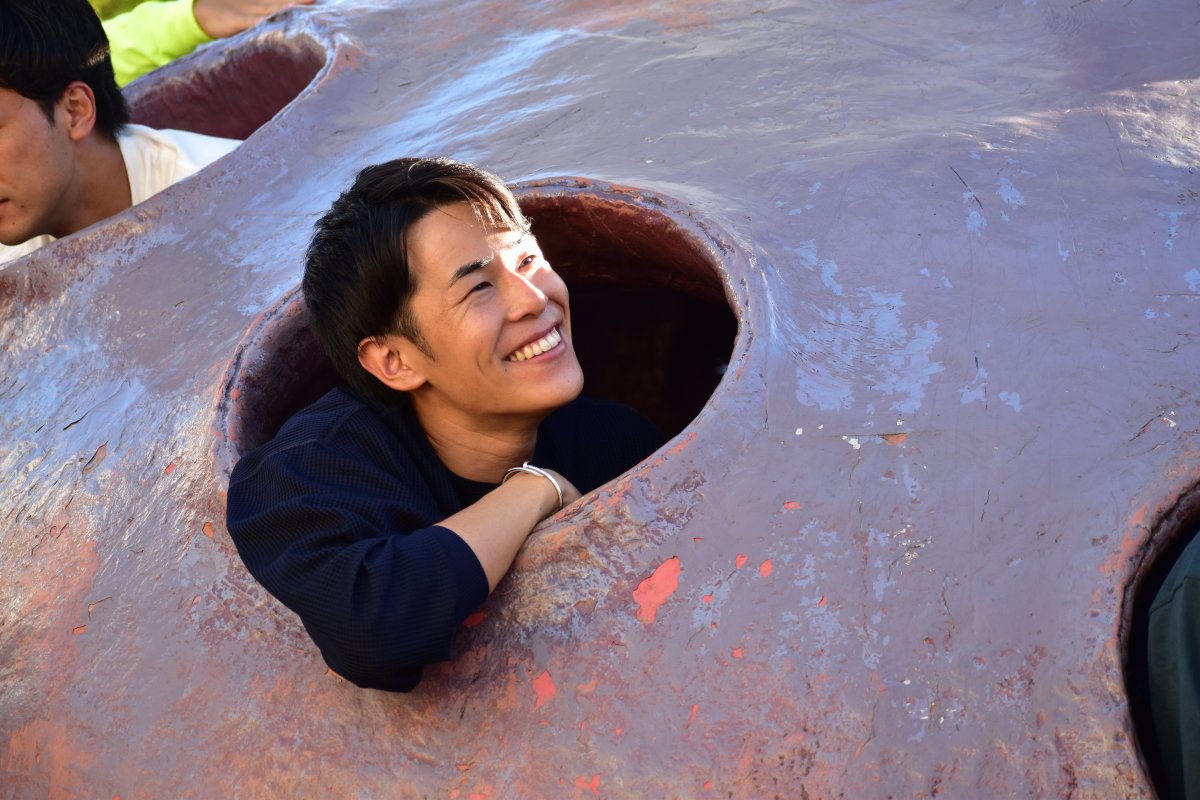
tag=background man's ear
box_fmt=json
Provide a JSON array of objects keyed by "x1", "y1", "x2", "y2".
[
  {"x1": 358, "y1": 335, "x2": 428, "y2": 392},
  {"x1": 58, "y1": 81, "x2": 97, "y2": 142}
]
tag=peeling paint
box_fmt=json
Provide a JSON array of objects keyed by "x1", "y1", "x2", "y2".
[{"x1": 633, "y1": 557, "x2": 682, "y2": 624}]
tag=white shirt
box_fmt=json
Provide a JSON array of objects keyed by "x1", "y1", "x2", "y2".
[{"x1": 0, "y1": 124, "x2": 239, "y2": 264}]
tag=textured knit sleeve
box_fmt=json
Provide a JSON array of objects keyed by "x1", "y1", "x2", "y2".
[
  {"x1": 226, "y1": 404, "x2": 489, "y2": 692},
  {"x1": 103, "y1": 0, "x2": 213, "y2": 87}
]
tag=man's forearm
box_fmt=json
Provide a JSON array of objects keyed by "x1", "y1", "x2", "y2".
[{"x1": 439, "y1": 468, "x2": 577, "y2": 591}]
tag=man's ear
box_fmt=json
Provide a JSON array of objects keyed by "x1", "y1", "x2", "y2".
[
  {"x1": 57, "y1": 81, "x2": 98, "y2": 142},
  {"x1": 358, "y1": 335, "x2": 428, "y2": 392}
]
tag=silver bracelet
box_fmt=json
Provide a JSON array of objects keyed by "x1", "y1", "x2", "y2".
[{"x1": 501, "y1": 461, "x2": 564, "y2": 511}]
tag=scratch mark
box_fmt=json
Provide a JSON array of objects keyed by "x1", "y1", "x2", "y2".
[{"x1": 949, "y1": 166, "x2": 983, "y2": 210}]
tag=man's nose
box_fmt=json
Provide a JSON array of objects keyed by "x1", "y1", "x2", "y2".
[{"x1": 503, "y1": 266, "x2": 548, "y2": 320}]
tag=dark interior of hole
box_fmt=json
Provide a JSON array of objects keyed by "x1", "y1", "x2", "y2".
[
  {"x1": 522, "y1": 192, "x2": 737, "y2": 435},
  {"x1": 232, "y1": 194, "x2": 738, "y2": 455},
  {"x1": 1125, "y1": 508, "x2": 1200, "y2": 798},
  {"x1": 127, "y1": 32, "x2": 324, "y2": 140}
]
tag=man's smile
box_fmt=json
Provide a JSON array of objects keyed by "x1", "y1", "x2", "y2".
[{"x1": 505, "y1": 325, "x2": 564, "y2": 363}]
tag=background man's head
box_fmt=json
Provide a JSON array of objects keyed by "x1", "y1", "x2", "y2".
[
  {"x1": 303, "y1": 157, "x2": 531, "y2": 403},
  {"x1": 0, "y1": 0, "x2": 130, "y2": 246},
  {"x1": 0, "y1": 0, "x2": 129, "y2": 139}
]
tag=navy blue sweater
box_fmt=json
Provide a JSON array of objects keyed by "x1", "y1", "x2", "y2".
[{"x1": 226, "y1": 388, "x2": 663, "y2": 692}]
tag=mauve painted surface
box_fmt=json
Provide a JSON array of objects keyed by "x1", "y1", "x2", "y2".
[{"x1": 1, "y1": 0, "x2": 1198, "y2": 797}]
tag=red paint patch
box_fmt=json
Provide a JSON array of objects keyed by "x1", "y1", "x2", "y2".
[
  {"x1": 202, "y1": 522, "x2": 215, "y2": 538},
  {"x1": 818, "y1": 595, "x2": 827, "y2": 607},
  {"x1": 633, "y1": 556, "x2": 681, "y2": 624},
  {"x1": 693, "y1": 537, "x2": 703, "y2": 543},
  {"x1": 463, "y1": 610, "x2": 486, "y2": 628},
  {"x1": 532, "y1": 670, "x2": 556, "y2": 709},
  {"x1": 702, "y1": 594, "x2": 713, "y2": 603},
  {"x1": 72, "y1": 625, "x2": 86, "y2": 635},
  {"x1": 731, "y1": 647, "x2": 744, "y2": 659},
  {"x1": 783, "y1": 500, "x2": 802, "y2": 511},
  {"x1": 881, "y1": 432, "x2": 908, "y2": 445},
  {"x1": 164, "y1": 462, "x2": 176, "y2": 475},
  {"x1": 703, "y1": 781, "x2": 713, "y2": 790},
  {"x1": 735, "y1": 554, "x2": 747, "y2": 569},
  {"x1": 759, "y1": 559, "x2": 773, "y2": 578},
  {"x1": 574, "y1": 774, "x2": 601, "y2": 796},
  {"x1": 687, "y1": 703, "x2": 700, "y2": 726}
]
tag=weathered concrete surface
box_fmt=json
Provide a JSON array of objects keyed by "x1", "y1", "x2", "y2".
[{"x1": 2, "y1": 1, "x2": 1198, "y2": 797}]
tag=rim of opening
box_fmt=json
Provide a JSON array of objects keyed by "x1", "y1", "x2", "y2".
[
  {"x1": 213, "y1": 176, "x2": 753, "y2": 479},
  {"x1": 124, "y1": 15, "x2": 331, "y2": 140}
]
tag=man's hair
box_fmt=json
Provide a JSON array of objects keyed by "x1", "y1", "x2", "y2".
[
  {"x1": 303, "y1": 157, "x2": 528, "y2": 403},
  {"x1": 0, "y1": 0, "x2": 130, "y2": 137}
]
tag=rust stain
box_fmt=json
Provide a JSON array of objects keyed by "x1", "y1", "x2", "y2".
[
  {"x1": 576, "y1": 679, "x2": 598, "y2": 694},
  {"x1": 731, "y1": 647, "x2": 743, "y2": 659},
  {"x1": 1098, "y1": 503, "x2": 1150, "y2": 575},
  {"x1": 573, "y1": 773, "x2": 600, "y2": 796},
  {"x1": 880, "y1": 432, "x2": 908, "y2": 446},
  {"x1": 652, "y1": 430, "x2": 697, "y2": 466},
  {"x1": 201, "y1": 522, "x2": 215, "y2": 538},
  {"x1": 633, "y1": 556, "x2": 682, "y2": 623},
  {"x1": 532, "y1": 670, "x2": 556, "y2": 709},
  {"x1": 72, "y1": 626, "x2": 86, "y2": 635}
]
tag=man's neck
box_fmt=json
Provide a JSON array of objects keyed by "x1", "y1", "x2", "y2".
[
  {"x1": 414, "y1": 404, "x2": 542, "y2": 484},
  {"x1": 55, "y1": 132, "x2": 131, "y2": 239}
]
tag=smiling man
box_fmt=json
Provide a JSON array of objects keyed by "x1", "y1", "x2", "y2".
[
  {"x1": 226, "y1": 158, "x2": 663, "y2": 692},
  {"x1": 0, "y1": 0, "x2": 238, "y2": 265}
]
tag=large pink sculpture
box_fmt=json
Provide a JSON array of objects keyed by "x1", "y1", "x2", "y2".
[{"x1": 1, "y1": 1, "x2": 1197, "y2": 796}]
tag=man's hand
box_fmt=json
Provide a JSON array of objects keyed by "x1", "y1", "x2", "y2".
[{"x1": 192, "y1": 0, "x2": 315, "y2": 39}]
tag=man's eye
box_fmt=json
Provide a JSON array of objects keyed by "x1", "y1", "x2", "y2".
[
  {"x1": 469, "y1": 281, "x2": 492, "y2": 294},
  {"x1": 517, "y1": 255, "x2": 537, "y2": 271}
]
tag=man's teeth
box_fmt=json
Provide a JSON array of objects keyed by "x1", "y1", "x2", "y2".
[{"x1": 508, "y1": 328, "x2": 562, "y2": 362}]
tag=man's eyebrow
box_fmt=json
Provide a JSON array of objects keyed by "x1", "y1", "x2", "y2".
[{"x1": 448, "y1": 255, "x2": 493, "y2": 288}]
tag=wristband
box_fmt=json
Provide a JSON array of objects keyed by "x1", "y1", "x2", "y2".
[{"x1": 501, "y1": 461, "x2": 564, "y2": 512}]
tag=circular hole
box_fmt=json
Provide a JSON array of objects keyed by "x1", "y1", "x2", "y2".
[
  {"x1": 215, "y1": 177, "x2": 744, "y2": 475},
  {"x1": 1122, "y1": 485, "x2": 1200, "y2": 796},
  {"x1": 125, "y1": 24, "x2": 326, "y2": 140}
]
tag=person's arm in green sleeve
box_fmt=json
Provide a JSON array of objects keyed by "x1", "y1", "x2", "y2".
[
  {"x1": 103, "y1": 0, "x2": 316, "y2": 88},
  {"x1": 103, "y1": 0, "x2": 212, "y2": 87}
]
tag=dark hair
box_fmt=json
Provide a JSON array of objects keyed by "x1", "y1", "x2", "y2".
[
  {"x1": 0, "y1": 0, "x2": 129, "y2": 137},
  {"x1": 303, "y1": 157, "x2": 528, "y2": 403}
]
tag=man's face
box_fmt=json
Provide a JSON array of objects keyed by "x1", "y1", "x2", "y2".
[
  {"x1": 397, "y1": 201, "x2": 584, "y2": 426},
  {"x1": 0, "y1": 88, "x2": 77, "y2": 246}
]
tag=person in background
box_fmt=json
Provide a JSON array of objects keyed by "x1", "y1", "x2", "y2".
[
  {"x1": 97, "y1": 0, "x2": 315, "y2": 87},
  {"x1": 0, "y1": 0, "x2": 240, "y2": 264}
]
